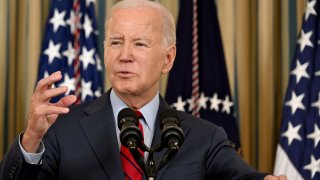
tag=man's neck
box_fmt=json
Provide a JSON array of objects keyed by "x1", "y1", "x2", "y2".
[{"x1": 113, "y1": 90, "x2": 158, "y2": 110}]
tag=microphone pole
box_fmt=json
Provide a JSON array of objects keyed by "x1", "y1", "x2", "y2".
[{"x1": 145, "y1": 109, "x2": 185, "y2": 179}]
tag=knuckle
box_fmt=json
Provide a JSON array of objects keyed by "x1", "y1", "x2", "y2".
[
  {"x1": 37, "y1": 79, "x2": 45, "y2": 87},
  {"x1": 52, "y1": 87, "x2": 63, "y2": 96}
]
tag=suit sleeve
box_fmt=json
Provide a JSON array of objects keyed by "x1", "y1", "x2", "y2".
[
  {"x1": 0, "y1": 136, "x2": 41, "y2": 180},
  {"x1": 205, "y1": 126, "x2": 268, "y2": 179},
  {"x1": 34, "y1": 125, "x2": 60, "y2": 179},
  {"x1": 0, "y1": 125, "x2": 61, "y2": 180}
]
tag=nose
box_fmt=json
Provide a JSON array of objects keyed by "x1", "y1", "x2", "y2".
[{"x1": 119, "y1": 42, "x2": 133, "y2": 62}]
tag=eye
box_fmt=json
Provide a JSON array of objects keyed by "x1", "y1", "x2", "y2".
[
  {"x1": 134, "y1": 41, "x2": 149, "y2": 48},
  {"x1": 110, "y1": 40, "x2": 122, "y2": 47}
]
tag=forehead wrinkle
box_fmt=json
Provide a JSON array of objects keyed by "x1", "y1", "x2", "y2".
[
  {"x1": 108, "y1": 21, "x2": 155, "y2": 34},
  {"x1": 106, "y1": 8, "x2": 163, "y2": 45},
  {"x1": 107, "y1": 25, "x2": 158, "y2": 43}
]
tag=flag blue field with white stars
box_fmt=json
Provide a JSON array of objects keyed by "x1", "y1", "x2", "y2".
[
  {"x1": 274, "y1": 0, "x2": 320, "y2": 179},
  {"x1": 37, "y1": 0, "x2": 104, "y2": 103},
  {"x1": 165, "y1": 0, "x2": 240, "y2": 150}
]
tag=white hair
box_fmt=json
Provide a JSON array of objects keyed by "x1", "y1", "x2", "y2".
[{"x1": 105, "y1": 0, "x2": 176, "y2": 47}]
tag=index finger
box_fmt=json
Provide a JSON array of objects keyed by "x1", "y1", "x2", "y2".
[{"x1": 35, "y1": 71, "x2": 62, "y2": 92}]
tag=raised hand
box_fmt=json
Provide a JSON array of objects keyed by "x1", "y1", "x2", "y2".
[{"x1": 21, "y1": 71, "x2": 77, "y2": 153}]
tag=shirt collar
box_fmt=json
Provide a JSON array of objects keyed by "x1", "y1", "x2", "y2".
[{"x1": 110, "y1": 89, "x2": 159, "y2": 132}]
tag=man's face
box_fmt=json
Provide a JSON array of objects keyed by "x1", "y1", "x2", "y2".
[{"x1": 105, "y1": 7, "x2": 174, "y2": 98}]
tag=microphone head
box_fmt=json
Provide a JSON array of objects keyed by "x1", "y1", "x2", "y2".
[
  {"x1": 117, "y1": 108, "x2": 138, "y2": 130},
  {"x1": 159, "y1": 109, "x2": 184, "y2": 150},
  {"x1": 117, "y1": 108, "x2": 142, "y2": 149},
  {"x1": 159, "y1": 109, "x2": 180, "y2": 129}
]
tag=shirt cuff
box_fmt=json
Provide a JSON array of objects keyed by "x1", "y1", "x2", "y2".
[{"x1": 18, "y1": 132, "x2": 45, "y2": 165}]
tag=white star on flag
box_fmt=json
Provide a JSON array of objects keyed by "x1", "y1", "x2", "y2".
[
  {"x1": 290, "y1": 60, "x2": 310, "y2": 84},
  {"x1": 315, "y1": 70, "x2": 320, "y2": 76},
  {"x1": 49, "y1": 9, "x2": 66, "y2": 32},
  {"x1": 305, "y1": 0, "x2": 317, "y2": 21},
  {"x1": 94, "y1": 88, "x2": 102, "y2": 97},
  {"x1": 44, "y1": 71, "x2": 49, "y2": 78},
  {"x1": 281, "y1": 122, "x2": 302, "y2": 146},
  {"x1": 83, "y1": 15, "x2": 94, "y2": 38},
  {"x1": 173, "y1": 96, "x2": 186, "y2": 111},
  {"x1": 81, "y1": 79, "x2": 94, "y2": 101},
  {"x1": 222, "y1": 95, "x2": 233, "y2": 114},
  {"x1": 307, "y1": 124, "x2": 320, "y2": 148},
  {"x1": 95, "y1": 54, "x2": 103, "y2": 71},
  {"x1": 62, "y1": 42, "x2": 76, "y2": 66},
  {"x1": 66, "y1": 10, "x2": 82, "y2": 34},
  {"x1": 79, "y1": 47, "x2": 95, "y2": 70},
  {"x1": 198, "y1": 92, "x2": 208, "y2": 110},
  {"x1": 285, "y1": 91, "x2": 305, "y2": 115},
  {"x1": 210, "y1": 93, "x2": 221, "y2": 111},
  {"x1": 59, "y1": 73, "x2": 75, "y2": 95},
  {"x1": 44, "y1": 40, "x2": 62, "y2": 64},
  {"x1": 297, "y1": 30, "x2": 313, "y2": 52},
  {"x1": 303, "y1": 155, "x2": 320, "y2": 179},
  {"x1": 311, "y1": 92, "x2": 320, "y2": 116}
]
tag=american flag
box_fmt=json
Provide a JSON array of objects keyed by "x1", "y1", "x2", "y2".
[
  {"x1": 274, "y1": 0, "x2": 320, "y2": 179},
  {"x1": 165, "y1": 0, "x2": 240, "y2": 149},
  {"x1": 37, "y1": 0, "x2": 104, "y2": 103}
]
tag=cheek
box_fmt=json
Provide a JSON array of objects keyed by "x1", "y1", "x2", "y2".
[
  {"x1": 104, "y1": 60, "x2": 111, "y2": 74},
  {"x1": 149, "y1": 55, "x2": 165, "y2": 73},
  {"x1": 105, "y1": 53, "x2": 115, "y2": 70},
  {"x1": 143, "y1": 62, "x2": 163, "y2": 82}
]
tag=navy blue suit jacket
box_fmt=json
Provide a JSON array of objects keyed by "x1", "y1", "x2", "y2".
[{"x1": 0, "y1": 90, "x2": 267, "y2": 179}]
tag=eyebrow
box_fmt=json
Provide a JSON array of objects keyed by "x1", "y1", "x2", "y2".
[
  {"x1": 108, "y1": 36, "x2": 123, "y2": 40},
  {"x1": 133, "y1": 38, "x2": 150, "y2": 43},
  {"x1": 108, "y1": 36, "x2": 151, "y2": 43}
]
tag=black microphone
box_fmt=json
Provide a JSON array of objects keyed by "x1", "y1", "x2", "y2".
[
  {"x1": 117, "y1": 108, "x2": 143, "y2": 150},
  {"x1": 159, "y1": 109, "x2": 184, "y2": 151}
]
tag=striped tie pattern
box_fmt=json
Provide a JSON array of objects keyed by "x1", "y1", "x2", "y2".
[{"x1": 120, "y1": 111, "x2": 144, "y2": 180}]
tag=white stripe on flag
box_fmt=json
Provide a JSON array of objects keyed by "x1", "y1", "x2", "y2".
[{"x1": 274, "y1": 144, "x2": 303, "y2": 180}]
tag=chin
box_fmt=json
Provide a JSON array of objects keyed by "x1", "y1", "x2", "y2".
[{"x1": 113, "y1": 84, "x2": 137, "y2": 95}]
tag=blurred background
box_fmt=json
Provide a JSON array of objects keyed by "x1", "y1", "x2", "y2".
[{"x1": 0, "y1": 0, "x2": 307, "y2": 174}]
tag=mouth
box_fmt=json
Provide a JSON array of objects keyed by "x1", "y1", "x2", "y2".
[{"x1": 116, "y1": 71, "x2": 135, "y2": 78}]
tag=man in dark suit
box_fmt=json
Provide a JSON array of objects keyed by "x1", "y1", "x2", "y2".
[{"x1": 0, "y1": 0, "x2": 286, "y2": 179}]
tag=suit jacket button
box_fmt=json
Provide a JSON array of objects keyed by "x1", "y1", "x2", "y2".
[{"x1": 9, "y1": 168, "x2": 16, "y2": 179}]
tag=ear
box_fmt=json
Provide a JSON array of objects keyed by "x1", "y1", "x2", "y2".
[{"x1": 161, "y1": 45, "x2": 176, "y2": 74}]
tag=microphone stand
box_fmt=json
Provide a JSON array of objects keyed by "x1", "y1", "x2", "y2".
[
  {"x1": 130, "y1": 142, "x2": 179, "y2": 180},
  {"x1": 118, "y1": 108, "x2": 183, "y2": 180}
]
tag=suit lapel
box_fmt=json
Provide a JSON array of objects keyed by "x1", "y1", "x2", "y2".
[
  {"x1": 151, "y1": 96, "x2": 191, "y2": 180},
  {"x1": 79, "y1": 90, "x2": 124, "y2": 179},
  {"x1": 78, "y1": 92, "x2": 190, "y2": 179}
]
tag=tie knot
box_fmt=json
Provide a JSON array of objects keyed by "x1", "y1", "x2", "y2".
[{"x1": 135, "y1": 111, "x2": 143, "y2": 119}]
